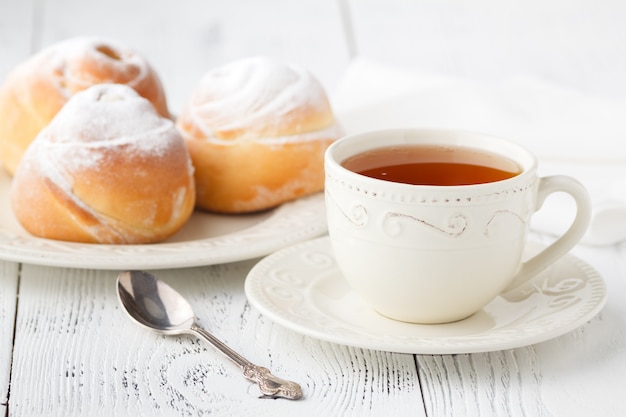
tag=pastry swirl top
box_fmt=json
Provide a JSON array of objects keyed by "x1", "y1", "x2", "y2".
[
  {"x1": 34, "y1": 84, "x2": 179, "y2": 184},
  {"x1": 37, "y1": 36, "x2": 168, "y2": 116},
  {"x1": 47, "y1": 38, "x2": 144, "y2": 93},
  {"x1": 179, "y1": 56, "x2": 339, "y2": 143}
]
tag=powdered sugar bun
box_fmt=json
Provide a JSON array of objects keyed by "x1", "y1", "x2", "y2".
[
  {"x1": 0, "y1": 36, "x2": 169, "y2": 175},
  {"x1": 11, "y1": 84, "x2": 195, "y2": 244},
  {"x1": 176, "y1": 56, "x2": 343, "y2": 213}
]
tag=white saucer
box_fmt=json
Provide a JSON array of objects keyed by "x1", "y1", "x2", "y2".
[{"x1": 245, "y1": 236, "x2": 607, "y2": 354}]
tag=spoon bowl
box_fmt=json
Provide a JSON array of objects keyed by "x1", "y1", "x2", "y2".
[
  {"x1": 117, "y1": 270, "x2": 195, "y2": 334},
  {"x1": 116, "y1": 270, "x2": 303, "y2": 400}
]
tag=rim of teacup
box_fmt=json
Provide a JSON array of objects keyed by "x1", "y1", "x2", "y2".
[{"x1": 325, "y1": 128, "x2": 538, "y2": 191}]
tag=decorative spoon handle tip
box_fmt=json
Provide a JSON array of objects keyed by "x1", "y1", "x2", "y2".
[{"x1": 243, "y1": 365, "x2": 303, "y2": 400}]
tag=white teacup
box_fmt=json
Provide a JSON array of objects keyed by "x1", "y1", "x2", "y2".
[{"x1": 324, "y1": 129, "x2": 591, "y2": 324}]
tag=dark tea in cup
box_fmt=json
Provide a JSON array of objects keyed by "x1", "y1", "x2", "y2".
[{"x1": 341, "y1": 145, "x2": 522, "y2": 186}]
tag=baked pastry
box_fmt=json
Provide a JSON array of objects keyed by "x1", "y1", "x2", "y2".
[
  {"x1": 0, "y1": 36, "x2": 169, "y2": 175},
  {"x1": 11, "y1": 83, "x2": 195, "y2": 244},
  {"x1": 176, "y1": 56, "x2": 343, "y2": 213}
]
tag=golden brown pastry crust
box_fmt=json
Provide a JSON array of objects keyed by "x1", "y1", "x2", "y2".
[
  {"x1": 11, "y1": 84, "x2": 195, "y2": 244},
  {"x1": 0, "y1": 36, "x2": 169, "y2": 175},
  {"x1": 176, "y1": 57, "x2": 343, "y2": 213}
]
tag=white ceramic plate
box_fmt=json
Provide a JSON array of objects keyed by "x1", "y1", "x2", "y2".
[
  {"x1": 245, "y1": 236, "x2": 607, "y2": 354},
  {"x1": 0, "y1": 170, "x2": 326, "y2": 269}
]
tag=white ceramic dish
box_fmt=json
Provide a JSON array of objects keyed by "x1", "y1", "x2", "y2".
[
  {"x1": 0, "y1": 170, "x2": 326, "y2": 269},
  {"x1": 245, "y1": 236, "x2": 607, "y2": 354}
]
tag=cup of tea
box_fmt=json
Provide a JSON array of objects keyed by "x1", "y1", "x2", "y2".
[{"x1": 324, "y1": 128, "x2": 591, "y2": 324}]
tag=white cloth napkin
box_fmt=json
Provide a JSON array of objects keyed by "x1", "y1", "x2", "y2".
[{"x1": 332, "y1": 58, "x2": 626, "y2": 246}]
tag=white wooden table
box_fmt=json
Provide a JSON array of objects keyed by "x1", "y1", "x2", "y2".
[{"x1": 2, "y1": 1, "x2": 626, "y2": 415}]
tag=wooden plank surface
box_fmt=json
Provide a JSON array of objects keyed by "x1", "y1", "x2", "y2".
[
  {"x1": 0, "y1": 261, "x2": 18, "y2": 416},
  {"x1": 9, "y1": 263, "x2": 424, "y2": 416}
]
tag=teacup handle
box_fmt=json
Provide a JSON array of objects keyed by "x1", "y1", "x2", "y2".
[{"x1": 504, "y1": 175, "x2": 592, "y2": 293}]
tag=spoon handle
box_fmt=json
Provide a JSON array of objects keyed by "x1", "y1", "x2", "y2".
[{"x1": 189, "y1": 324, "x2": 303, "y2": 400}]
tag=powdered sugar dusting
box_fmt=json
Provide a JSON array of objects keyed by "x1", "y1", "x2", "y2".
[
  {"x1": 34, "y1": 36, "x2": 150, "y2": 98},
  {"x1": 186, "y1": 57, "x2": 332, "y2": 139},
  {"x1": 27, "y1": 83, "x2": 185, "y2": 187},
  {"x1": 44, "y1": 83, "x2": 175, "y2": 159}
]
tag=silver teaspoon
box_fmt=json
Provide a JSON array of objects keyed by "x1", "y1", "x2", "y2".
[{"x1": 116, "y1": 270, "x2": 303, "y2": 400}]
